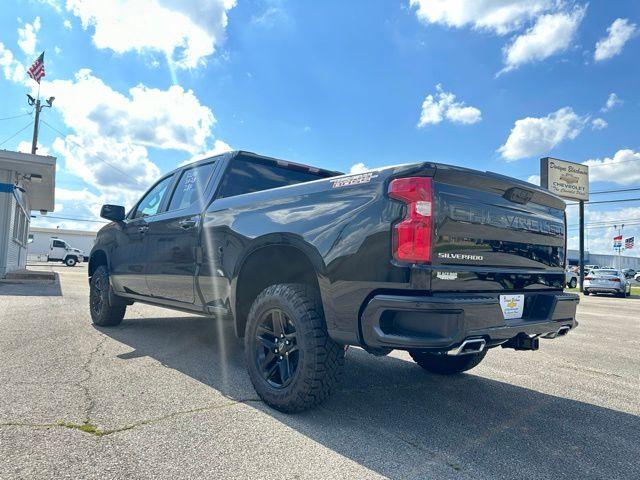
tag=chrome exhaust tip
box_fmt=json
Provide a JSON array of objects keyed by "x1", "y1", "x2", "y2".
[
  {"x1": 448, "y1": 338, "x2": 486, "y2": 356},
  {"x1": 542, "y1": 325, "x2": 571, "y2": 339}
]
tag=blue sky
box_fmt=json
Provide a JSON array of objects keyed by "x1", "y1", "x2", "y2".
[{"x1": 0, "y1": 0, "x2": 639, "y2": 255}]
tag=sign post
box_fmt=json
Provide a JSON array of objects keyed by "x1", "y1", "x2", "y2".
[{"x1": 540, "y1": 157, "x2": 590, "y2": 291}]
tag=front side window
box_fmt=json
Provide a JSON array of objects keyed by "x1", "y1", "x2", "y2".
[
  {"x1": 132, "y1": 175, "x2": 173, "y2": 219},
  {"x1": 168, "y1": 162, "x2": 215, "y2": 211},
  {"x1": 52, "y1": 240, "x2": 65, "y2": 248}
]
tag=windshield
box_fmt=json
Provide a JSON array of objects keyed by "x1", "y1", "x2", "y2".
[{"x1": 593, "y1": 270, "x2": 619, "y2": 276}]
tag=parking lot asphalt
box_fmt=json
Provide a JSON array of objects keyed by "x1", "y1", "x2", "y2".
[{"x1": 1, "y1": 265, "x2": 639, "y2": 480}]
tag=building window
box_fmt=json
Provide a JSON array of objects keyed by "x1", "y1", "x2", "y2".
[{"x1": 12, "y1": 205, "x2": 28, "y2": 246}]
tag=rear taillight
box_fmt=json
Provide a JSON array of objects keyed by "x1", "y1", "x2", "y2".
[
  {"x1": 584, "y1": 276, "x2": 593, "y2": 280},
  {"x1": 612, "y1": 278, "x2": 621, "y2": 282},
  {"x1": 388, "y1": 177, "x2": 433, "y2": 263}
]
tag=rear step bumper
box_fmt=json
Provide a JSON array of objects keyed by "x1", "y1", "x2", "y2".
[{"x1": 360, "y1": 292, "x2": 578, "y2": 351}]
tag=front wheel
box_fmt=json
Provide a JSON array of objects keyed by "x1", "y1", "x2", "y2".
[
  {"x1": 409, "y1": 350, "x2": 487, "y2": 375},
  {"x1": 244, "y1": 283, "x2": 345, "y2": 413},
  {"x1": 65, "y1": 256, "x2": 77, "y2": 267},
  {"x1": 568, "y1": 278, "x2": 577, "y2": 289},
  {"x1": 90, "y1": 266, "x2": 126, "y2": 326}
]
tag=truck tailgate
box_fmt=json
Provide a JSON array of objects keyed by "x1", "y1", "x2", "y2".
[{"x1": 429, "y1": 165, "x2": 566, "y2": 292}]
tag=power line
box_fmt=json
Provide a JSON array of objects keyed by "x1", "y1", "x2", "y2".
[
  {"x1": 567, "y1": 217, "x2": 640, "y2": 228},
  {"x1": 590, "y1": 187, "x2": 640, "y2": 195},
  {"x1": 0, "y1": 120, "x2": 34, "y2": 147},
  {"x1": 567, "y1": 197, "x2": 640, "y2": 206},
  {"x1": 0, "y1": 112, "x2": 32, "y2": 121},
  {"x1": 40, "y1": 119, "x2": 148, "y2": 189},
  {"x1": 568, "y1": 222, "x2": 640, "y2": 231},
  {"x1": 32, "y1": 214, "x2": 108, "y2": 224}
]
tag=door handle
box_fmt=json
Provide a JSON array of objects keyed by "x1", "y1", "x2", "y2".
[
  {"x1": 178, "y1": 219, "x2": 198, "y2": 230},
  {"x1": 137, "y1": 225, "x2": 149, "y2": 233}
]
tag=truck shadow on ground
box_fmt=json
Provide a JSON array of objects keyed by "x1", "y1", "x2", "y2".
[{"x1": 101, "y1": 315, "x2": 640, "y2": 480}]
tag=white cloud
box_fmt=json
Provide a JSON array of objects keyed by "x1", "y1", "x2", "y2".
[
  {"x1": 16, "y1": 140, "x2": 49, "y2": 156},
  {"x1": 63, "y1": 19, "x2": 72, "y2": 29},
  {"x1": 39, "y1": 69, "x2": 215, "y2": 153},
  {"x1": 31, "y1": 187, "x2": 109, "y2": 231},
  {"x1": 594, "y1": 18, "x2": 637, "y2": 61},
  {"x1": 499, "y1": 107, "x2": 587, "y2": 161},
  {"x1": 501, "y1": 6, "x2": 586, "y2": 73},
  {"x1": 349, "y1": 162, "x2": 369, "y2": 174},
  {"x1": 52, "y1": 135, "x2": 160, "y2": 204},
  {"x1": 567, "y1": 205, "x2": 640, "y2": 257},
  {"x1": 583, "y1": 149, "x2": 640, "y2": 186},
  {"x1": 409, "y1": 0, "x2": 553, "y2": 35},
  {"x1": 181, "y1": 139, "x2": 233, "y2": 165},
  {"x1": 591, "y1": 118, "x2": 607, "y2": 130},
  {"x1": 418, "y1": 84, "x2": 482, "y2": 127},
  {"x1": 527, "y1": 174, "x2": 540, "y2": 185},
  {"x1": 36, "y1": 0, "x2": 62, "y2": 12},
  {"x1": 18, "y1": 17, "x2": 42, "y2": 56},
  {"x1": 601, "y1": 93, "x2": 622, "y2": 112},
  {"x1": 66, "y1": 0, "x2": 236, "y2": 68},
  {"x1": 0, "y1": 43, "x2": 26, "y2": 82}
]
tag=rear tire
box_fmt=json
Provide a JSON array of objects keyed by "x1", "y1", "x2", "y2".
[
  {"x1": 583, "y1": 290, "x2": 590, "y2": 296},
  {"x1": 90, "y1": 265, "x2": 125, "y2": 327},
  {"x1": 409, "y1": 350, "x2": 487, "y2": 375},
  {"x1": 245, "y1": 283, "x2": 345, "y2": 413}
]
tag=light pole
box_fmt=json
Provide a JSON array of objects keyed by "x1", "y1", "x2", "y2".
[
  {"x1": 614, "y1": 223, "x2": 625, "y2": 270},
  {"x1": 26, "y1": 94, "x2": 54, "y2": 154}
]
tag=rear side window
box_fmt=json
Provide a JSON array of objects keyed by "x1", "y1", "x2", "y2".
[
  {"x1": 168, "y1": 162, "x2": 215, "y2": 211},
  {"x1": 217, "y1": 158, "x2": 326, "y2": 198}
]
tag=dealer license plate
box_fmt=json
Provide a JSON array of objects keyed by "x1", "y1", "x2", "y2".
[{"x1": 499, "y1": 294, "x2": 524, "y2": 320}]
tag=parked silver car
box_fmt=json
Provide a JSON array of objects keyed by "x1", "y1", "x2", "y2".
[{"x1": 584, "y1": 269, "x2": 631, "y2": 297}]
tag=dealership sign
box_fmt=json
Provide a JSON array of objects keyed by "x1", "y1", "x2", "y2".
[{"x1": 540, "y1": 157, "x2": 589, "y2": 201}]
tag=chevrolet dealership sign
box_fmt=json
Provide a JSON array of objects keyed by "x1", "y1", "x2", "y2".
[{"x1": 540, "y1": 157, "x2": 589, "y2": 202}]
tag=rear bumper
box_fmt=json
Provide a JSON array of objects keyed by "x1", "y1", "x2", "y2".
[
  {"x1": 584, "y1": 285, "x2": 624, "y2": 293},
  {"x1": 360, "y1": 291, "x2": 579, "y2": 351}
]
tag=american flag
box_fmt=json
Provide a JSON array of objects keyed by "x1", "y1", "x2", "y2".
[
  {"x1": 625, "y1": 237, "x2": 635, "y2": 249},
  {"x1": 28, "y1": 52, "x2": 45, "y2": 83}
]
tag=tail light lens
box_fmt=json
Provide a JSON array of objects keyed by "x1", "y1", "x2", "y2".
[
  {"x1": 388, "y1": 177, "x2": 433, "y2": 263},
  {"x1": 612, "y1": 278, "x2": 621, "y2": 282},
  {"x1": 584, "y1": 276, "x2": 593, "y2": 280}
]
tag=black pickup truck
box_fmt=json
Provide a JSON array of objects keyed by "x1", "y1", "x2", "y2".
[{"x1": 89, "y1": 151, "x2": 578, "y2": 412}]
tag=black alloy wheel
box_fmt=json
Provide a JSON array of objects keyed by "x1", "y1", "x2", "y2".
[{"x1": 254, "y1": 308, "x2": 299, "y2": 388}]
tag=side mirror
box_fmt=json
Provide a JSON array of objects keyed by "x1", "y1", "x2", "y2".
[{"x1": 100, "y1": 204, "x2": 126, "y2": 222}]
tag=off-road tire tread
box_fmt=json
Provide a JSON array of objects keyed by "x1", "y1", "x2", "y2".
[
  {"x1": 90, "y1": 266, "x2": 126, "y2": 327},
  {"x1": 245, "y1": 283, "x2": 344, "y2": 413},
  {"x1": 409, "y1": 349, "x2": 487, "y2": 375}
]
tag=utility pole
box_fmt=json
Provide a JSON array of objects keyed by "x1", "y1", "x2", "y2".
[
  {"x1": 614, "y1": 224, "x2": 624, "y2": 270},
  {"x1": 26, "y1": 94, "x2": 54, "y2": 155},
  {"x1": 31, "y1": 98, "x2": 40, "y2": 154},
  {"x1": 579, "y1": 200, "x2": 584, "y2": 292}
]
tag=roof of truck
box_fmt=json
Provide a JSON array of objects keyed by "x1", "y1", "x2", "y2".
[{"x1": 184, "y1": 150, "x2": 343, "y2": 178}]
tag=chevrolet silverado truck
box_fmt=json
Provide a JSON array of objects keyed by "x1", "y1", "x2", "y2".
[{"x1": 89, "y1": 151, "x2": 579, "y2": 412}]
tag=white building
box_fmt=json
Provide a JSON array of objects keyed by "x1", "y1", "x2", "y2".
[
  {"x1": 0, "y1": 150, "x2": 56, "y2": 278},
  {"x1": 28, "y1": 227, "x2": 97, "y2": 261}
]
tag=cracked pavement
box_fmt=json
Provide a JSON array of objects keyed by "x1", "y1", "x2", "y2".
[{"x1": 1, "y1": 265, "x2": 639, "y2": 479}]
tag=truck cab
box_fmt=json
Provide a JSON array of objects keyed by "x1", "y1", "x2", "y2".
[{"x1": 49, "y1": 238, "x2": 84, "y2": 267}]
